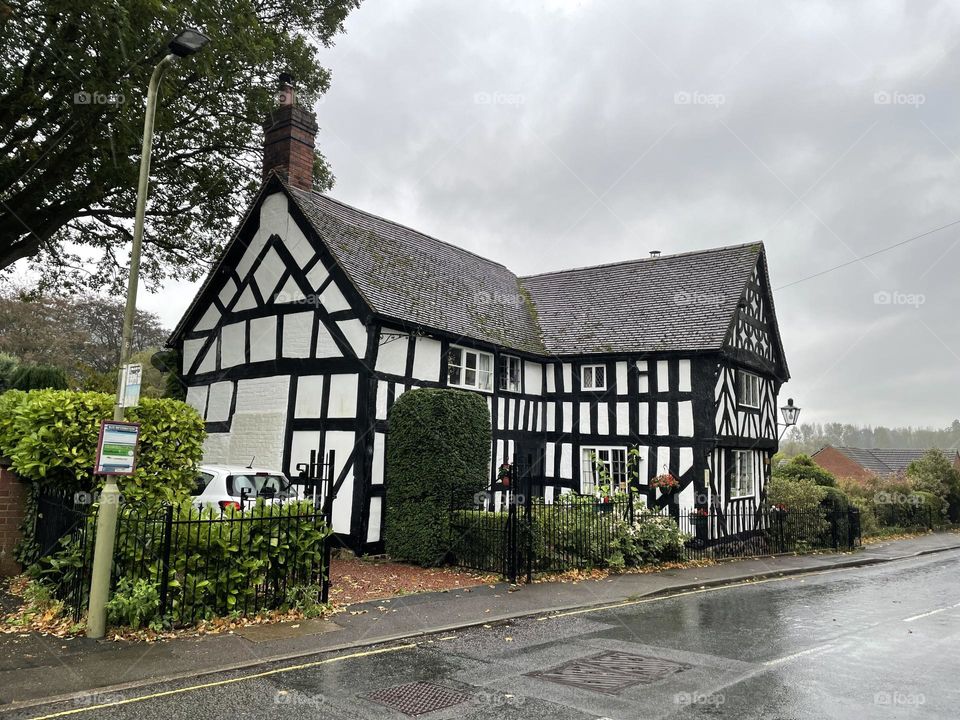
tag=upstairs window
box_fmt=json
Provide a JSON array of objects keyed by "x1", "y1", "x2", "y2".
[
  {"x1": 447, "y1": 346, "x2": 494, "y2": 392},
  {"x1": 581, "y1": 364, "x2": 607, "y2": 391},
  {"x1": 499, "y1": 355, "x2": 522, "y2": 393},
  {"x1": 731, "y1": 450, "x2": 755, "y2": 498},
  {"x1": 738, "y1": 371, "x2": 760, "y2": 408}
]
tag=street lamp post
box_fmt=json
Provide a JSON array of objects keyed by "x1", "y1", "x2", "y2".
[
  {"x1": 778, "y1": 398, "x2": 801, "y2": 441},
  {"x1": 87, "y1": 28, "x2": 209, "y2": 640}
]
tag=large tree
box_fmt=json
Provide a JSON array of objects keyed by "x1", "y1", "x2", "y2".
[
  {"x1": 0, "y1": 0, "x2": 359, "y2": 292},
  {"x1": 0, "y1": 288, "x2": 169, "y2": 385}
]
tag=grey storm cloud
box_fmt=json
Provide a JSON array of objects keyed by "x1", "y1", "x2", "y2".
[{"x1": 149, "y1": 0, "x2": 960, "y2": 427}]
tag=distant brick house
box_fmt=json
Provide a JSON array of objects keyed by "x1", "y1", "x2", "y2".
[{"x1": 811, "y1": 445, "x2": 960, "y2": 483}]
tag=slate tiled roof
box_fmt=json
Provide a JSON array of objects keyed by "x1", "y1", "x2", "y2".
[
  {"x1": 287, "y1": 188, "x2": 546, "y2": 354},
  {"x1": 520, "y1": 244, "x2": 762, "y2": 354},
  {"x1": 173, "y1": 178, "x2": 774, "y2": 359},
  {"x1": 288, "y1": 187, "x2": 765, "y2": 356},
  {"x1": 828, "y1": 447, "x2": 960, "y2": 475}
]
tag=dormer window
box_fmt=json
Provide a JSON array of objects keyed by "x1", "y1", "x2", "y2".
[{"x1": 581, "y1": 364, "x2": 606, "y2": 391}]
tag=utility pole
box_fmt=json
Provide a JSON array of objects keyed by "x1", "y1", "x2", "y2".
[{"x1": 86, "y1": 29, "x2": 210, "y2": 639}]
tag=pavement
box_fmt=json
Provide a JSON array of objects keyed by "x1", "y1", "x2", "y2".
[{"x1": 1, "y1": 530, "x2": 958, "y2": 714}]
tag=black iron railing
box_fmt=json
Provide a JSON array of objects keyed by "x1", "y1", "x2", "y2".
[{"x1": 447, "y1": 493, "x2": 868, "y2": 581}]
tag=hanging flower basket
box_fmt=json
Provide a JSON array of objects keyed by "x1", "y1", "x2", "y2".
[{"x1": 650, "y1": 472, "x2": 679, "y2": 492}]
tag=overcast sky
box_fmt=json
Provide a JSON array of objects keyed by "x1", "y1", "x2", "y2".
[{"x1": 145, "y1": 0, "x2": 960, "y2": 429}]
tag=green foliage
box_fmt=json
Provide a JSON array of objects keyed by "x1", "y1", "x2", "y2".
[
  {"x1": 0, "y1": 390, "x2": 204, "y2": 565},
  {"x1": 0, "y1": 390, "x2": 204, "y2": 500},
  {"x1": 773, "y1": 454, "x2": 837, "y2": 487},
  {"x1": 766, "y1": 476, "x2": 826, "y2": 511},
  {"x1": 105, "y1": 578, "x2": 162, "y2": 631},
  {"x1": 8, "y1": 364, "x2": 69, "y2": 391},
  {"x1": 1, "y1": 0, "x2": 360, "y2": 291},
  {"x1": 449, "y1": 506, "x2": 687, "y2": 574},
  {"x1": 283, "y1": 584, "x2": 328, "y2": 618},
  {"x1": 616, "y1": 515, "x2": 688, "y2": 566},
  {"x1": 151, "y1": 349, "x2": 187, "y2": 400},
  {"x1": 385, "y1": 389, "x2": 492, "y2": 566},
  {"x1": 819, "y1": 486, "x2": 851, "y2": 511},
  {"x1": 907, "y1": 450, "x2": 960, "y2": 521},
  {"x1": 39, "y1": 500, "x2": 332, "y2": 627},
  {"x1": 0, "y1": 352, "x2": 18, "y2": 392}
]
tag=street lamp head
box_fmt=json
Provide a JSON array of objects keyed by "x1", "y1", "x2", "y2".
[
  {"x1": 780, "y1": 397, "x2": 801, "y2": 427},
  {"x1": 168, "y1": 28, "x2": 210, "y2": 58}
]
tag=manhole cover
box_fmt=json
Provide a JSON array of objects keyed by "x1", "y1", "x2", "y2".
[
  {"x1": 527, "y1": 651, "x2": 691, "y2": 695},
  {"x1": 363, "y1": 681, "x2": 470, "y2": 716}
]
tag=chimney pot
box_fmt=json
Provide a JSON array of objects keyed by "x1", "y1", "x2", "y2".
[
  {"x1": 649, "y1": 250, "x2": 661, "y2": 258},
  {"x1": 262, "y1": 75, "x2": 318, "y2": 191}
]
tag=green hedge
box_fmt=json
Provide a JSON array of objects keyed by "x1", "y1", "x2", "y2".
[
  {"x1": 0, "y1": 390, "x2": 205, "y2": 565},
  {"x1": 385, "y1": 388, "x2": 491, "y2": 566},
  {"x1": 0, "y1": 390, "x2": 204, "y2": 501},
  {"x1": 35, "y1": 500, "x2": 331, "y2": 627}
]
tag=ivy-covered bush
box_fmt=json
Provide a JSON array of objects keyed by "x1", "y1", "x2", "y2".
[
  {"x1": 385, "y1": 389, "x2": 492, "y2": 566},
  {"x1": 0, "y1": 390, "x2": 205, "y2": 565}
]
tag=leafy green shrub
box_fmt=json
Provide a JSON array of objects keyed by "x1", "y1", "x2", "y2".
[
  {"x1": 449, "y1": 509, "x2": 509, "y2": 571},
  {"x1": 105, "y1": 578, "x2": 162, "y2": 631},
  {"x1": 766, "y1": 476, "x2": 826, "y2": 511},
  {"x1": 773, "y1": 454, "x2": 838, "y2": 487},
  {"x1": 40, "y1": 500, "x2": 332, "y2": 627},
  {"x1": 0, "y1": 390, "x2": 204, "y2": 501},
  {"x1": 907, "y1": 450, "x2": 960, "y2": 522},
  {"x1": 617, "y1": 515, "x2": 688, "y2": 565},
  {"x1": 0, "y1": 353, "x2": 18, "y2": 392},
  {"x1": 819, "y1": 486, "x2": 851, "y2": 511},
  {"x1": 8, "y1": 364, "x2": 69, "y2": 391},
  {"x1": 0, "y1": 390, "x2": 205, "y2": 565},
  {"x1": 385, "y1": 389, "x2": 491, "y2": 566}
]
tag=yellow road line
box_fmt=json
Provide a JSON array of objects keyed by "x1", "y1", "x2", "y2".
[
  {"x1": 29, "y1": 643, "x2": 418, "y2": 720},
  {"x1": 541, "y1": 568, "x2": 841, "y2": 619}
]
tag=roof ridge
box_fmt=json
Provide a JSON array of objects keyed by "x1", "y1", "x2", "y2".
[
  {"x1": 518, "y1": 242, "x2": 762, "y2": 280},
  {"x1": 292, "y1": 187, "x2": 513, "y2": 273}
]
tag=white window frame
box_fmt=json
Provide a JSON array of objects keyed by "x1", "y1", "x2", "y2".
[
  {"x1": 580, "y1": 446, "x2": 627, "y2": 495},
  {"x1": 498, "y1": 354, "x2": 522, "y2": 393},
  {"x1": 581, "y1": 364, "x2": 607, "y2": 391},
  {"x1": 447, "y1": 345, "x2": 494, "y2": 392},
  {"x1": 737, "y1": 370, "x2": 761, "y2": 409},
  {"x1": 730, "y1": 450, "x2": 755, "y2": 499}
]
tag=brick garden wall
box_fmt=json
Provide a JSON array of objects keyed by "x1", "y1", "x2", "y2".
[{"x1": 0, "y1": 465, "x2": 27, "y2": 576}]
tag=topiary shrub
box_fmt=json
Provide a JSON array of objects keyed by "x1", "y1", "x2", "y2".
[
  {"x1": 8, "y1": 363, "x2": 69, "y2": 391},
  {"x1": 385, "y1": 388, "x2": 491, "y2": 566}
]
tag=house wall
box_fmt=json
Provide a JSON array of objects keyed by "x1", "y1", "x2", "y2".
[
  {"x1": 179, "y1": 190, "x2": 374, "y2": 544},
  {"x1": 178, "y1": 194, "x2": 788, "y2": 552}
]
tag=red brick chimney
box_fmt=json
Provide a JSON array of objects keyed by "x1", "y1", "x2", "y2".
[{"x1": 262, "y1": 74, "x2": 318, "y2": 191}]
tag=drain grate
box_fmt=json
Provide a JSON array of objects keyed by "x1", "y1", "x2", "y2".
[
  {"x1": 363, "y1": 681, "x2": 471, "y2": 716},
  {"x1": 527, "y1": 651, "x2": 691, "y2": 695}
]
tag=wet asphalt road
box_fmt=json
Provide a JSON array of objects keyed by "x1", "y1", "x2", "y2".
[{"x1": 15, "y1": 550, "x2": 960, "y2": 720}]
